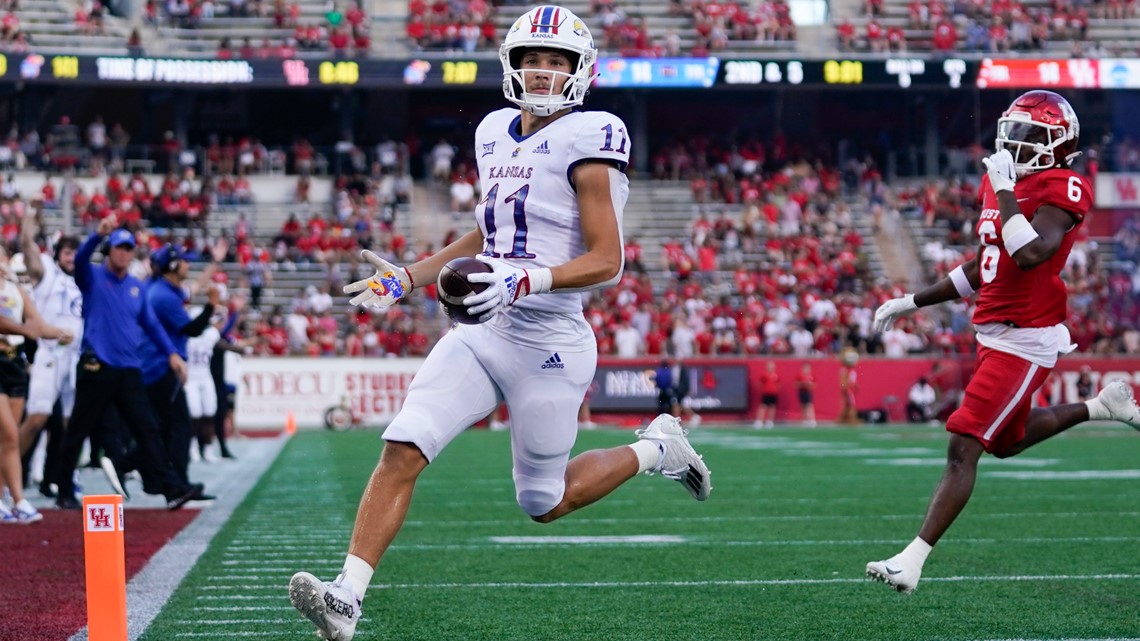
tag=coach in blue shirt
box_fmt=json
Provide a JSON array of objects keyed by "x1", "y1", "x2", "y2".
[
  {"x1": 139, "y1": 243, "x2": 220, "y2": 487},
  {"x1": 52, "y1": 216, "x2": 203, "y2": 510}
]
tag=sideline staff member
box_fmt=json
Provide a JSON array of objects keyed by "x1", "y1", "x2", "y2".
[
  {"x1": 140, "y1": 244, "x2": 220, "y2": 486},
  {"x1": 53, "y1": 216, "x2": 202, "y2": 510}
]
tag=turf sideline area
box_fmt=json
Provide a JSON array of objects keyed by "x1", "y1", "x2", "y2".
[{"x1": 66, "y1": 434, "x2": 288, "y2": 641}]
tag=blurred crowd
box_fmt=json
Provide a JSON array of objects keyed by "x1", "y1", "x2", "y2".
[{"x1": 840, "y1": 0, "x2": 1136, "y2": 56}]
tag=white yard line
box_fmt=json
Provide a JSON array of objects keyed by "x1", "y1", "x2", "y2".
[{"x1": 192, "y1": 570, "x2": 1140, "y2": 588}]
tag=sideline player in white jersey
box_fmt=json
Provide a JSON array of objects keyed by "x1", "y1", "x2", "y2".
[
  {"x1": 865, "y1": 91, "x2": 1140, "y2": 595},
  {"x1": 184, "y1": 307, "x2": 221, "y2": 462},
  {"x1": 289, "y1": 6, "x2": 711, "y2": 640},
  {"x1": 185, "y1": 307, "x2": 247, "y2": 461},
  {"x1": 16, "y1": 214, "x2": 84, "y2": 494}
]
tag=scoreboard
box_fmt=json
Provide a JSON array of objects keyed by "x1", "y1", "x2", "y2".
[
  {"x1": 2, "y1": 52, "x2": 1139, "y2": 90},
  {"x1": 718, "y1": 58, "x2": 972, "y2": 88}
]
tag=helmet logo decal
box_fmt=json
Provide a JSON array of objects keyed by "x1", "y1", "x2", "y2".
[
  {"x1": 572, "y1": 19, "x2": 589, "y2": 38},
  {"x1": 530, "y1": 6, "x2": 564, "y2": 34}
]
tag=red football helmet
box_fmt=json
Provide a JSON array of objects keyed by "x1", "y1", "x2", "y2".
[{"x1": 995, "y1": 90, "x2": 1080, "y2": 176}]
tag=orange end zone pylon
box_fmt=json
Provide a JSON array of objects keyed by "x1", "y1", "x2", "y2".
[{"x1": 83, "y1": 495, "x2": 127, "y2": 641}]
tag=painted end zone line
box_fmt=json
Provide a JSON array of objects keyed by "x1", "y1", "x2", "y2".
[
  {"x1": 368, "y1": 573, "x2": 1140, "y2": 591},
  {"x1": 985, "y1": 470, "x2": 1140, "y2": 480},
  {"x1": 488, "y1": 535, "x2": 686, "y2": 545}
]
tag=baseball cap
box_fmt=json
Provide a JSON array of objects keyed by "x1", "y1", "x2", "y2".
[
  {"x1": 108, "y1": 229, "x2": 137, "y2": 249},
  {"x1": 151, "y1": 243, "x2": 190, "y2": 272}
]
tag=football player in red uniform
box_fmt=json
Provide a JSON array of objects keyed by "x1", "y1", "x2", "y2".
[{"x1": 865, "y1": 90, "x2": 1140, "y2": 594}]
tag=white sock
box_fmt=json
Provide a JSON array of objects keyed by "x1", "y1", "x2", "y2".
[
  {"x1": 340, "y1": 554, "x2": 373, "y2": 601},
  {"x1": 629, "y1": 439, "x2": 665, "y2": 473},
  {"x1": 900, "y1": 537, "x2": 933, "y2": 566},
  {"x1": 1085, "y1": 397, "x2": 1110, "y2": 421},
  {"x1": 15, "y1": 499, "x2": 36, "y2": 513}
]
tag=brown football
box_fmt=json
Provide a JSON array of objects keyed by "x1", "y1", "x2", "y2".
[{"x1": 437, "y1": 257, "x2": 494, "y2": 325}]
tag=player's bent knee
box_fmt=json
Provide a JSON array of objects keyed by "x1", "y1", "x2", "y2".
[
  {"x1": 378, "y1": 440, "x2": 429, "y2": 477},
  {"x1": 517, "y1": 483, "x2": 564, "y2": 521},
  {"x1": 944, "y1": 432, "x2": 985, "y2": 466}
]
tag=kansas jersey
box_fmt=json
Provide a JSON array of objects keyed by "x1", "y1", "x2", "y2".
[
  {"x1": 972, "y1": 169, "x2": 1092, "y2": 328},
  {"x1": 31, "y1": 258, "x2": 83, "y2": 349},
  {"x1": 473, "y1": 108, "x2": 630, "y2": 315},
  {"x1": 186, "y1": 325, "x2": 220, "y2": 382}
]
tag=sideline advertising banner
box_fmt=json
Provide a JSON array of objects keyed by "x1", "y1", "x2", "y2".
[
  {"x1": 237, "y1": 357, "x2": 423, "y2": 430},
  {"x1": 235, "y1": 356, "x2": 1140, "y2": 429},
  {"x1": 589, "y1": 361, "x2": 751, "y2": 411}
]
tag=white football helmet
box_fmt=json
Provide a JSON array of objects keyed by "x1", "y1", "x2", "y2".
[{"x1": 500, "y1": 5, "x2": 598, "y2": 117}]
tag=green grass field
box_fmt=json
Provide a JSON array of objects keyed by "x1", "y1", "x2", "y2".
[{"x1": 142, "y1": 425, "x2": 1140, "y2": 641}]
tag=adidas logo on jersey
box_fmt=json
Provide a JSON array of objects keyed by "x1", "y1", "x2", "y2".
[
  {"x1": 532, "y1": 140, "x2": 551, "y2": 154},
  {"x1": 541, "y1": 353, "x2": 565, "y2": 369}
]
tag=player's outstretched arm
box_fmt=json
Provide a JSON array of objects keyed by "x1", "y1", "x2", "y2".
[
  {"x1": 19, "y1": 209, "x2": 45, "y2": 285},
  {"x1": 874, "y1": 254, "x2": 979, "y2": 334},
  {"x1": 343, "y1": 229, "x2": 484, "y2": 309},
  {"x1": 915, "y1": 253, "x2": 980, "y2": 307}
]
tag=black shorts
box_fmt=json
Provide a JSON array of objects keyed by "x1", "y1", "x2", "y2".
[
  {"x1": 798, "y1": 390, "x2": 813, "y2": 406},
  {"x1": 761, "y1": 393, "x2": 779, "y2": 406},
  {"x1": 0, "y1": 353, "x2": 28, "y2": 397}
]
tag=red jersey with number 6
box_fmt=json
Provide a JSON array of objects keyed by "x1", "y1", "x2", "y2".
[{"x1": 972, "y1": 169, "x2": 1092, "y2": 328}]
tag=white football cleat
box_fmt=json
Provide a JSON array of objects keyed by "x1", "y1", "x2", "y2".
[
  {"x1": 866, "y1": 554, "x2": 922, "y2": 594},
  {"x1": 636, "y1": 414, "x2": 712, "y2": 501},
  {"x1": 1095, "y1": 381, "x2": 1140, "y2": 429},
  {"x1": 289, "y1": 572, "x2": 361, "y2": 641}
]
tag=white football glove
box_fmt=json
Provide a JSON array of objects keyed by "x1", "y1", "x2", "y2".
[
  {"x1": 873, "y1": 293, "x2": 918, "y2": 334},
  {"x1": 983, "y1": 149, "x2": 1017, "y2": 193},
  {"x1": 343, "y1": 250, "x2": 413, "y2": 309},
  {"x1": 463, "y1": 255, "x2": 551, "y2": 323}
]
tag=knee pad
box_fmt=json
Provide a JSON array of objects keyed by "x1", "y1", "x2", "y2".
[{"x1": 515, "y1": 475, "x2": 565, "y2": 517}]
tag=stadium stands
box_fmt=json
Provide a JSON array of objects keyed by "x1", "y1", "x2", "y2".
[
  {"x1": 840, "y1": 0, "x2": 1140, "y2": 56},
  {"x1": 412, "y1": 0, "x2": 798, "y2": 56},
  {"x1": 14, "y1": 0, "x2": 133, "y2": 55}
]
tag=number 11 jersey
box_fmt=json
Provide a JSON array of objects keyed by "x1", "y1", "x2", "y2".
[{"x1": 473, "y1": 107, "x2": 630, "y2": 315}]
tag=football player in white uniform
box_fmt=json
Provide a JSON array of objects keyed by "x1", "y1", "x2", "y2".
[
  {"x1": 289, "y1": 6, "x2": 711, "y2": 640},
  {"x1": 16, "y1": 213, "x2": 83, "y2": 498},
  {"x1": 185, "y1": 307, "x2": 247, "y2": 461}
]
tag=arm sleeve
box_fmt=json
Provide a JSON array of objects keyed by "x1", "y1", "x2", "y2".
[
  {"x1": 74, "y1": 232, "x2": 102, "y2": 292},
  {"x1": 181, "y1": 303, "x2": 216, "y2": 337}
]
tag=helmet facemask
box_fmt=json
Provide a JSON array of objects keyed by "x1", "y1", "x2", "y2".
[
  {"x1": 501, "y1": 46, "x2": 594, "y2": 117},
  {"x1": 995, "y1": 109, "x2": 1078, "y2": 177}
]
